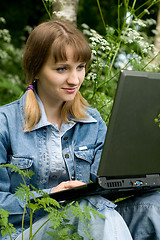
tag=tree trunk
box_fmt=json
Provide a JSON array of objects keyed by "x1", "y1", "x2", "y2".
[{"x1": 52, "y1": 0, "x2": 79, "y2": 26}]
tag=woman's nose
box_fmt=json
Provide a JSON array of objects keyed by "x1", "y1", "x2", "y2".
[{"x1": 67, "y1": 70, "x2": 79, "y2": 85}]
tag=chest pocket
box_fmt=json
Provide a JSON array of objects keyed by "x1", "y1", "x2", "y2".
[
  {"x1": 8, "y1": 155, "x2": 34, "y2": 193},
  {"x1": 74, "y1": 145, "x2": 95, "y2": 183},
  {"x1": 74, "y1": 145, "x2": 95, "y2": 164},
  {"x1": 10, "y1": 155, "x2": 33, "y2": 170}
]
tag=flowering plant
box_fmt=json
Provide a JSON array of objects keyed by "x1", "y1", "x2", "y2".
[
  {"x1": 0, "y1": 17, "x2": 25, "y2": 105},
  {"x1": 80, "y1": 0, "x2": 160, "y2": 124}
]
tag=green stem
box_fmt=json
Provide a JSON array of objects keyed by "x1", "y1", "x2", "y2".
[
  {"x1": 118, "y1": 0, "x2": 120, "y2": 33},
  {"x1": 123, "y1": 0, "x2": 128, "y2": 11},
  {"x1": 29, "y1": 211, "x2": 33, "y2": 239},
  {"x1": 142, "y1": 51, "x2": 160, "y2": 70},
  {"x1": 21, "y1": 201, "x2": 27, "y2": 240},
  {"x1": 131, "y1": 0, "x2": 137, "y2": 12},
  {"x1": 135, "y1": 0, "x2": 153, "y2": 13},
  {"x1": 8, "y1": 229, "x2": 13, "y2": 240},
  {"x1": 99, "y1": 55, "x2": 138, "y2": 90},
  {"x1": 31, "y1": 218, "x2": 50, "y2": 239},
  {"x1": 20, "y1": 175, "x2": 31, "y2": 240},
  {"x1": 42, "y1": 0, "x2": 52, "y2": 19},
  {"x1": 107, "y1": 0, "x2": 137, "y2": 78},
  {"x1": 96, "y1": 0, "x2": 106, "y2": 32},
  {"x1": 137, "y1": 0, "x2": 160, "y2": 19},
  {"x1": 108, "y1": 42, "x2": 121, "y2": 77}
]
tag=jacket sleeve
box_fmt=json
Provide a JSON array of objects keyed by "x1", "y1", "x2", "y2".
[
  {"x1": 90, "y1": 112, "x2": 107, "y2": 182},
  {"x1": 0, "y1": 118, "x2": 31, "y2": 224},
  {"x1": 0, "y1": 112, "x2": 54, "y2": 226},
  {"x1": 0, "y1": 135, "x2": 51, "y2": 227}
]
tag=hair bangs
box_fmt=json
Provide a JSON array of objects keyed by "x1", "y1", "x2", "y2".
[{"x1": 51, "y1": 36, "x2": 91, "y2": 64}]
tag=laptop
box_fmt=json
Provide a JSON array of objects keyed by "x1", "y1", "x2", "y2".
[{"x1": 36, "y1": 70, "x2": 160, "y2": 202}]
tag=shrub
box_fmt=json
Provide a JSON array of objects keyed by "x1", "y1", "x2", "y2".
[{"x1": 0, "y1": 17, "x2": 25, "y2": 106}]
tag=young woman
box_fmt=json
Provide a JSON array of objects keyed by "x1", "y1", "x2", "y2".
[{"x1": 0, "y1": 20, "x2": 133, "y2": 239}]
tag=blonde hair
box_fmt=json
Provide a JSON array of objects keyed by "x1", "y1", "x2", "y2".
[{"x1": 23, "y1": 20, "x2": 91, "y2": 132}]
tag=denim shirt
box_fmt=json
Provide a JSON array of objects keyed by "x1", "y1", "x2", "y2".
[{"x1": 0, "y1": 92, "x2": 107, "y2": 223}]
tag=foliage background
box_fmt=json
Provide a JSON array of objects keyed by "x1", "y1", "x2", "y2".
[
  {"x1": 0, "y1": 0, "x2": 160, "y2": 123},
  {"x1": 1, "y1": 1, "x2": 160, "y2": 238}
]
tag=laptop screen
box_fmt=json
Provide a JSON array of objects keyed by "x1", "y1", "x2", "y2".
[{"x1": 98, "y1": 70, "x2": 160, "y2": 178}]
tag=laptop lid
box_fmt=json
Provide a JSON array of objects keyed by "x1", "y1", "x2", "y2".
[
  {"x1": 33, "y1": 70, "x2": 160, "y2": 203},
  {"x1": 97, "y1": 70, "x2": 160, "y2": 190}
]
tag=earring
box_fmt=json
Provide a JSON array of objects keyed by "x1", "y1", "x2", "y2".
[{"x1": 33, "y1": 79, "x2": 37, "y2": 84}]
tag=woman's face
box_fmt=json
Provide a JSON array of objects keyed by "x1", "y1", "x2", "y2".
[{"x1": 36, "y1": 46, "x2": 86, "y2": 107}]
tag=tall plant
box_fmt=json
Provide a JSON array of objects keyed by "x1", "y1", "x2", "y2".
[
  {"x1": 80, "y1": 0, "x2": 160, "y2": 124},
  {"x1": 0, "y1": 164, "x2": 104, "y2": 240},
  {"x1": 41, "y1": 0, "x2": 160, "y2": 124}
]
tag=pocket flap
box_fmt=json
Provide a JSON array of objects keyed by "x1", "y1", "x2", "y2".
[
  {"x1": 74, "y1": 145, "x2": 94, "y2": 163},
  {"x1": 10, "y1": 155, "x2": 33, "y2": 170}
]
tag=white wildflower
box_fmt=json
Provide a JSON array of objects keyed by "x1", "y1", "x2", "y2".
[
  {"x1": 53, "y1": 11, "x2": 63, "y2": 18},
  {"x1": 0, "y1": 49, "x2": 8, "y2": 60},
  {"x1": 152, "y1": 29, "x2": 157, "y2": 35},
  {"x1": 81, "y1": 23, "x2": 90, "y2": 29},
  {"x1": 99, "y1": 62, "x2": 103, "y2": 67},
  {"x1": 128, "y1": 39, "x2": 133, "y2": 43},
  {"x1": 90, "y1": 37, "x2": 100, "y2": 44},
  {"x1": 100, "y1": 46, "x2": 106, "y2": 51},
  {"x1": 45, "y1": 0, "x2": 56, "y2": 3},
  {"x1": 0, "y1": 17, "x2": 6, "y2": 24},
  {"x1": 145, "y1": 18, "x2": 156, "y2": 26},
  {"x1": 0, "y1": 29, "x2": 11, "y2": 43},
  {"x1": 91, "y1": 50, "x2": 97, "y2": 55},
  {"x1": 142, "y1": 48, "x2": 148, "y2": 53},
  {"x1": 86, "y1": 72, "x2": 97, "y2": 81},
  {"x1": 144, "y1": 9, "x2": 150, "y2": 15},
  {"x1": 24, "y1": 25, "x2": 33, "y2": 34},
  {"x1": 83, "y1": 29, "x2": 91, "y2": 36},
  {"x1": 106, "y1": 46, "x2": 111, "y2": 51},
  {"x1": 133, "y1": 19, "x2": 146, "y2": 27}
]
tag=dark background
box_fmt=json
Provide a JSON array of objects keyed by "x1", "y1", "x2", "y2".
[{"x1": 0, "y1": 0, "x2": 158, "y2": 47}]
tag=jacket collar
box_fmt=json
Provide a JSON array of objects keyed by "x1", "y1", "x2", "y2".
[{"x1": 20, "y1": 91, "x2": 97, "y2": 131}]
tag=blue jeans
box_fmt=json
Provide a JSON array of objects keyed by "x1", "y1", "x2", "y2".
[
  {"x1": 4, "y1": 191, "x2": 160, "y2": 240},
  {"x1": 116, "y1": 191, "x2": 160, "y2": 240},
  {"x1": 15, "y1": 196, "x2": 132, "y2": 240}
]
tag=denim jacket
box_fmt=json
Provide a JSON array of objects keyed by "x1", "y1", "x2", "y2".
[
  {"x1": 0, "y1": 92, "x2": 106, "y2": 222},
  {"x1": 0, "y1": 93, "x2": 133, "y2": 240}
]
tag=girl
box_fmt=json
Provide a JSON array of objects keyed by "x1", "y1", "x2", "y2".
[{"x1": 0, "y1": 20, "x2": 132, "y2": 240}]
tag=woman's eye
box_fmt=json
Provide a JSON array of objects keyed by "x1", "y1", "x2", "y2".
[
  {"x1": 56, "y1": 67, "x2": 67, "y2": 72},
  {"x1": 77, "y1": 64, "x2": 86, "y2": 70}
]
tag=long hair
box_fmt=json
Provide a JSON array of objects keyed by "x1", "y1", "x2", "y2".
[{"x1": 23, "y1": 20, "x2": 91, "y2": 132}]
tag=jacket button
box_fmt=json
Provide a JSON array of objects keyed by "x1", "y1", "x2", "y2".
[
  {"x1": 64, "y1": 136, "x2": 68, "y2": 140},
  {"x1": 71, "y1": 176, "x2": 75, "y2": 180},
  {"x1": 65, "y1": 154, "x2": 69, "y2": 158}
]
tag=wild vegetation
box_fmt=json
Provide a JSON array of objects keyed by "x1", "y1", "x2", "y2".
[
  {"x1": 0, "y1": 164, "x2": 104, "y2": 239},
  {"x1": 1, "y1": 0, "x2": 160, "y2": 239},
  {"x1": 1, "y1": 0, "x2": 160, "y2": 124}
]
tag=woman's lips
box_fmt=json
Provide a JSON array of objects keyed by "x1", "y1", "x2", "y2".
[{"x1": 62, "y1": 88, "x2": 76, "y2": 93}]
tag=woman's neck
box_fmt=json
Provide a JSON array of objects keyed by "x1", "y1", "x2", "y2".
[
  {"x1": 46, "y1": 106, "x2": 62, "y2": 129},
  {"x1": 40, "y1": 97, "x2": 64, "y2": 130}
]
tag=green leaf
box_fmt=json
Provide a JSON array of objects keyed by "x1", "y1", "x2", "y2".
[
  {"x1": 0, "y1": 209, "x2": 16, "y2": 237},
  {"x1": 154, "y1": 118, "x2": 158, "y2": 123},
  {"x1": 0, "y1": 164, "x2": 34, "y2": 179}
]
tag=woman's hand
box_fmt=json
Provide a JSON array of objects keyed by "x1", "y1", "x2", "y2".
[{"x1": 51, "y1": 180, "x2": 86, "y2": 193}]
